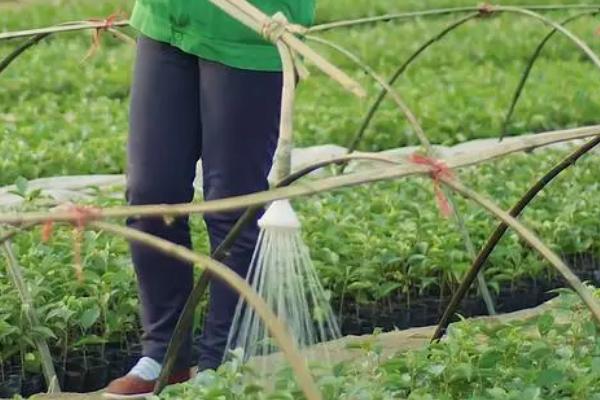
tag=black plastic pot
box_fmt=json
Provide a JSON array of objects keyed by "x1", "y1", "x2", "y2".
[
  {"x1": 4, "y1": 365, "x2": 23, "y2": 377},
  {"x1": 62, "y1": 357, "x2": 86, "y2": 393},
  {"x1": 84, "y1": 356, "x2": 109, "y2": 392},
  {"x1": 0, "y1": 373, "x2": 22, "y2": 398},
  {"x1": 84, "y1": 344, "x2": 104, "y2": 359},
  {"x1": 460, "y1": 296, "x2": 487, "y2": 318},
  {"x1": 125, "y1": 344, "x2": 143, "y2": 371},
  {"x1": 107, "y1": 359, "x2": 127, "y2": 382},
  {"x1": 422, "y1": 297, "x2": 444, "y2": 325},
  {"x1": 497, "y1": 282, "x2": 541, "y2": 314},
  {"x1": 21, "y1": 373, "x2": 45, "y2": 397},
  {"x1": 370, "y1": 317, "x2": 391, "y2": 332},
  {"x1": 370, "y1": 306, "x2": 410, "y2": 332},
  {"x1": 496, "y1": 288, "x2": 518, "y2": 313},
  {"x1": 566, "y1": 252, "x2": 600, "y2": 284},
  {"x1": 106, "y1": 346, "x2": 128, "y2": 381},
  {"x1": 406, "y1": 300, "x2": 430, "y2": 328},
  {"x1": 340, "y1": 319, "x2": 360, "y2": 335},
  {"x1": 105, "y1": 343, "x2": 125, "y2": 360},
  {"x1": 393, "y1": 309, "x2": 412, "y2": 331},
  {"x1": 341, "y1": 315, "x2": 372, "y2": 335}
]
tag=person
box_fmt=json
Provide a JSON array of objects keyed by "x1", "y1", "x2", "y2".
[{"x1": 103, "y1": 1, "x2": 315, "y2": 398}]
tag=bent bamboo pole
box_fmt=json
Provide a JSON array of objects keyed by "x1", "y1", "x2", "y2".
[
  {"x1": 347, "y1": 7, "x2": 600, "y2": 153},
  {"x1": 2, "y1": 241, "x2": 60, "y2": 393},
  {"x1": 305, "y1": 33, "x2": 496, "y2": 313},
  {"x1": 442, "y1": 177, "x2": 600, "y2": 325},
  {"x1": 501, "y1": 10, "x2": 600, "y2": 139},
  {"x1": 432, "y1": 135, "x2": 600, "y2": 341},
  {"x1": 0, "y1": 32, "x2": 51, "y2": 75},
  {"x1": 0, "y1": 126, "x2": 597, "y2": 226},
  {"x1": 1, "y1": 5, "x2": 597, "y2": 40},
  {"x1": 496, "y1": 6, "x2": 600, "y2": 68},
  {"x1": 346, "y1": 13, "x2": 479, "y2": 154},
  {"x1": 0, "y1": 27, "x2": 133, "y2": 73},
  {"x1": 155, "y1": 153, "x2": 400, "y2": 393},
  {"x1": 208, "y1": 0, "x2": 365, "y2": 97},
  {"x1": 309, "y1": 4, "x2": 600, "y2": 32},
  {"x1": 0, "y1": 20, "x2": 130, "y2": 41},
  {"x1": 90, "y1": 221, "x2": 322, "y2": 400},
  {"x1": 304, "y1": 35, "x2": 429, "y2": 147}
]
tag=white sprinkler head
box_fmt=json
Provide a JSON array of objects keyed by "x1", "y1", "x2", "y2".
[{"x1": 258, "y1": 200, "x2": 301, "y2": 230}]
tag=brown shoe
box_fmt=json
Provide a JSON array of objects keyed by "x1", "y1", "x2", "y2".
[{"x1": 103, "y1": 370, "x2": 190, "y2": 399}]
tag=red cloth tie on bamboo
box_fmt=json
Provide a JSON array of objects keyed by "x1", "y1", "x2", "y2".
[
  {"x1": 478, "y1": 2, "x2": 496, "y2": 16},
  {"x1": 41, "y1": 220, "x2": 54, "y2": 243},
  {"x1": 408, "y1": 153, "x2": 454, "y2": 218},
  {"x1": 83, "y1": 11, "x2": 125, "y2": 61},
  {"x1": 41, "y1": 205, "x2": 101, "y2": 242},
  {"x1": 41, "y1": 205, "x2": 101, "y2": 282},
  {"x1": 69, "y1": 205, "x2": 102, "y2": 228}
]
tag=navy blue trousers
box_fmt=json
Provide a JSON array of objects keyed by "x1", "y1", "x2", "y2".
[{"x1": 126, "y1": 36, "x2": 281, "y2": 371}]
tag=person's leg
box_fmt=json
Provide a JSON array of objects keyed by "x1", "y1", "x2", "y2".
[
  {"x1": 197, "y1": 59, "x2": 282, "y2": 370},
  {"x1": 126, "y1": 35, "x2": 201, "y2": 372}
]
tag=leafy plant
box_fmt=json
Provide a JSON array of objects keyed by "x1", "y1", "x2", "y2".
[
  {"x1": 1, "y1": 0, "x2": 599, "y2": 390},
  {"x1": 158, "y1": 290, "x2": 600, "y2": 399}
]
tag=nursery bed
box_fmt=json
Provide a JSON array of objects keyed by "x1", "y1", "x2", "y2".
[{"x1": 27, "y1": 300, "x2": 554, "y2": 400}]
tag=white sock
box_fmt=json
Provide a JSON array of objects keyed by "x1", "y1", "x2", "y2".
[{"x1": 129, "y1": 357, "x2": 162, "y2": 381}]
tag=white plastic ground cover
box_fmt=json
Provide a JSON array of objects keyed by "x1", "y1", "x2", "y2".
[
  {"x1": 0, "y1": 135, "x2": 591, "y2": 209},
  {"x1": 0, "y1": 175, "x2": 125, "y2": 209}
]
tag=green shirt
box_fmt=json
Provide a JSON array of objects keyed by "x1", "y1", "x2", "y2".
[{"x1": 130, "y1": 0, "x2": 315, "y2": 71}]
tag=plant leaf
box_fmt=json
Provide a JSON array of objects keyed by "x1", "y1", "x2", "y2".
[
  {"x1": 79, "y1": 305, "x2": 100, "y2": 329},
  {"x1": 31, "y1": 326, "x2": 57, "y2": 340},
  {"x1": 537, "y1": 368, "x2": 565, "y2": 388}
]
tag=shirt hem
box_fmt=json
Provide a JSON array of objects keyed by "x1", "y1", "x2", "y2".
[{"x1": 130, "y1": 2, "x2": 284, "y2": 72}]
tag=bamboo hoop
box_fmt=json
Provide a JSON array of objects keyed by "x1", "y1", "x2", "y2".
[
  {"x1": 88, "y1": 221, "x2": 322, "y2": 400},
  {"x1": 304, "y1": 35, "x2": 429, "y2": 147},
  {"x1": 496, "y1": 6, "x2": 600, "y2": 69},
  {"x1": 442, "y1": 177, "x2": 600, "y2": 325},
  {"x1": 208, "y1": 0, "x2": 364, "y2": 97},
  {"x1": 2, "y1": 240, "x2": 60, "y2": 392},
  {"x1": 0, "y1": 25, "x2": 134, "y2": 77},
  {"x1": 0, "y1": 32, "x2": 51, "y2": 75},
  {"x1": 432, "y1": 135, "x2": 600, "y2": 341},
  {"x1": 308, "y1": 4, "x2": 600, "y2": 33},
  {"x1": 272, "y1": 42, "x2": 297, "y2": 182},
  {"x1": 304, "y1": 33, "x2": 496, "y2": 313},
  {"x1": 501, "y1": 10, "x2": 600, "y2": 139},
  {"x1": 1, "y1": 4, "x2": 597, "y2": 41},
  {"x1": 0, "y1": 20, "x2": 131, "y2": 41},
  {"x1": 347, "y1": 7, "x2": 600, "y2": 153},
  {"x1": 155, "y1": 152, "x2": 401, "y2": 393},
  {"x1": 0, "y1": 126, "x2": 596, "y2": 227},
  {"x1": 346, "y1": 13, "x2": 480, "y2": 154}
]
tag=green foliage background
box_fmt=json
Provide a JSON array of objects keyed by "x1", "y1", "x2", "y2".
[
  {"x1": 0, "y1": 0, "x2": 599, "y2": 381},
  {"x1": 1, "y1": 0, "x2": 599, "y2": 183}
]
